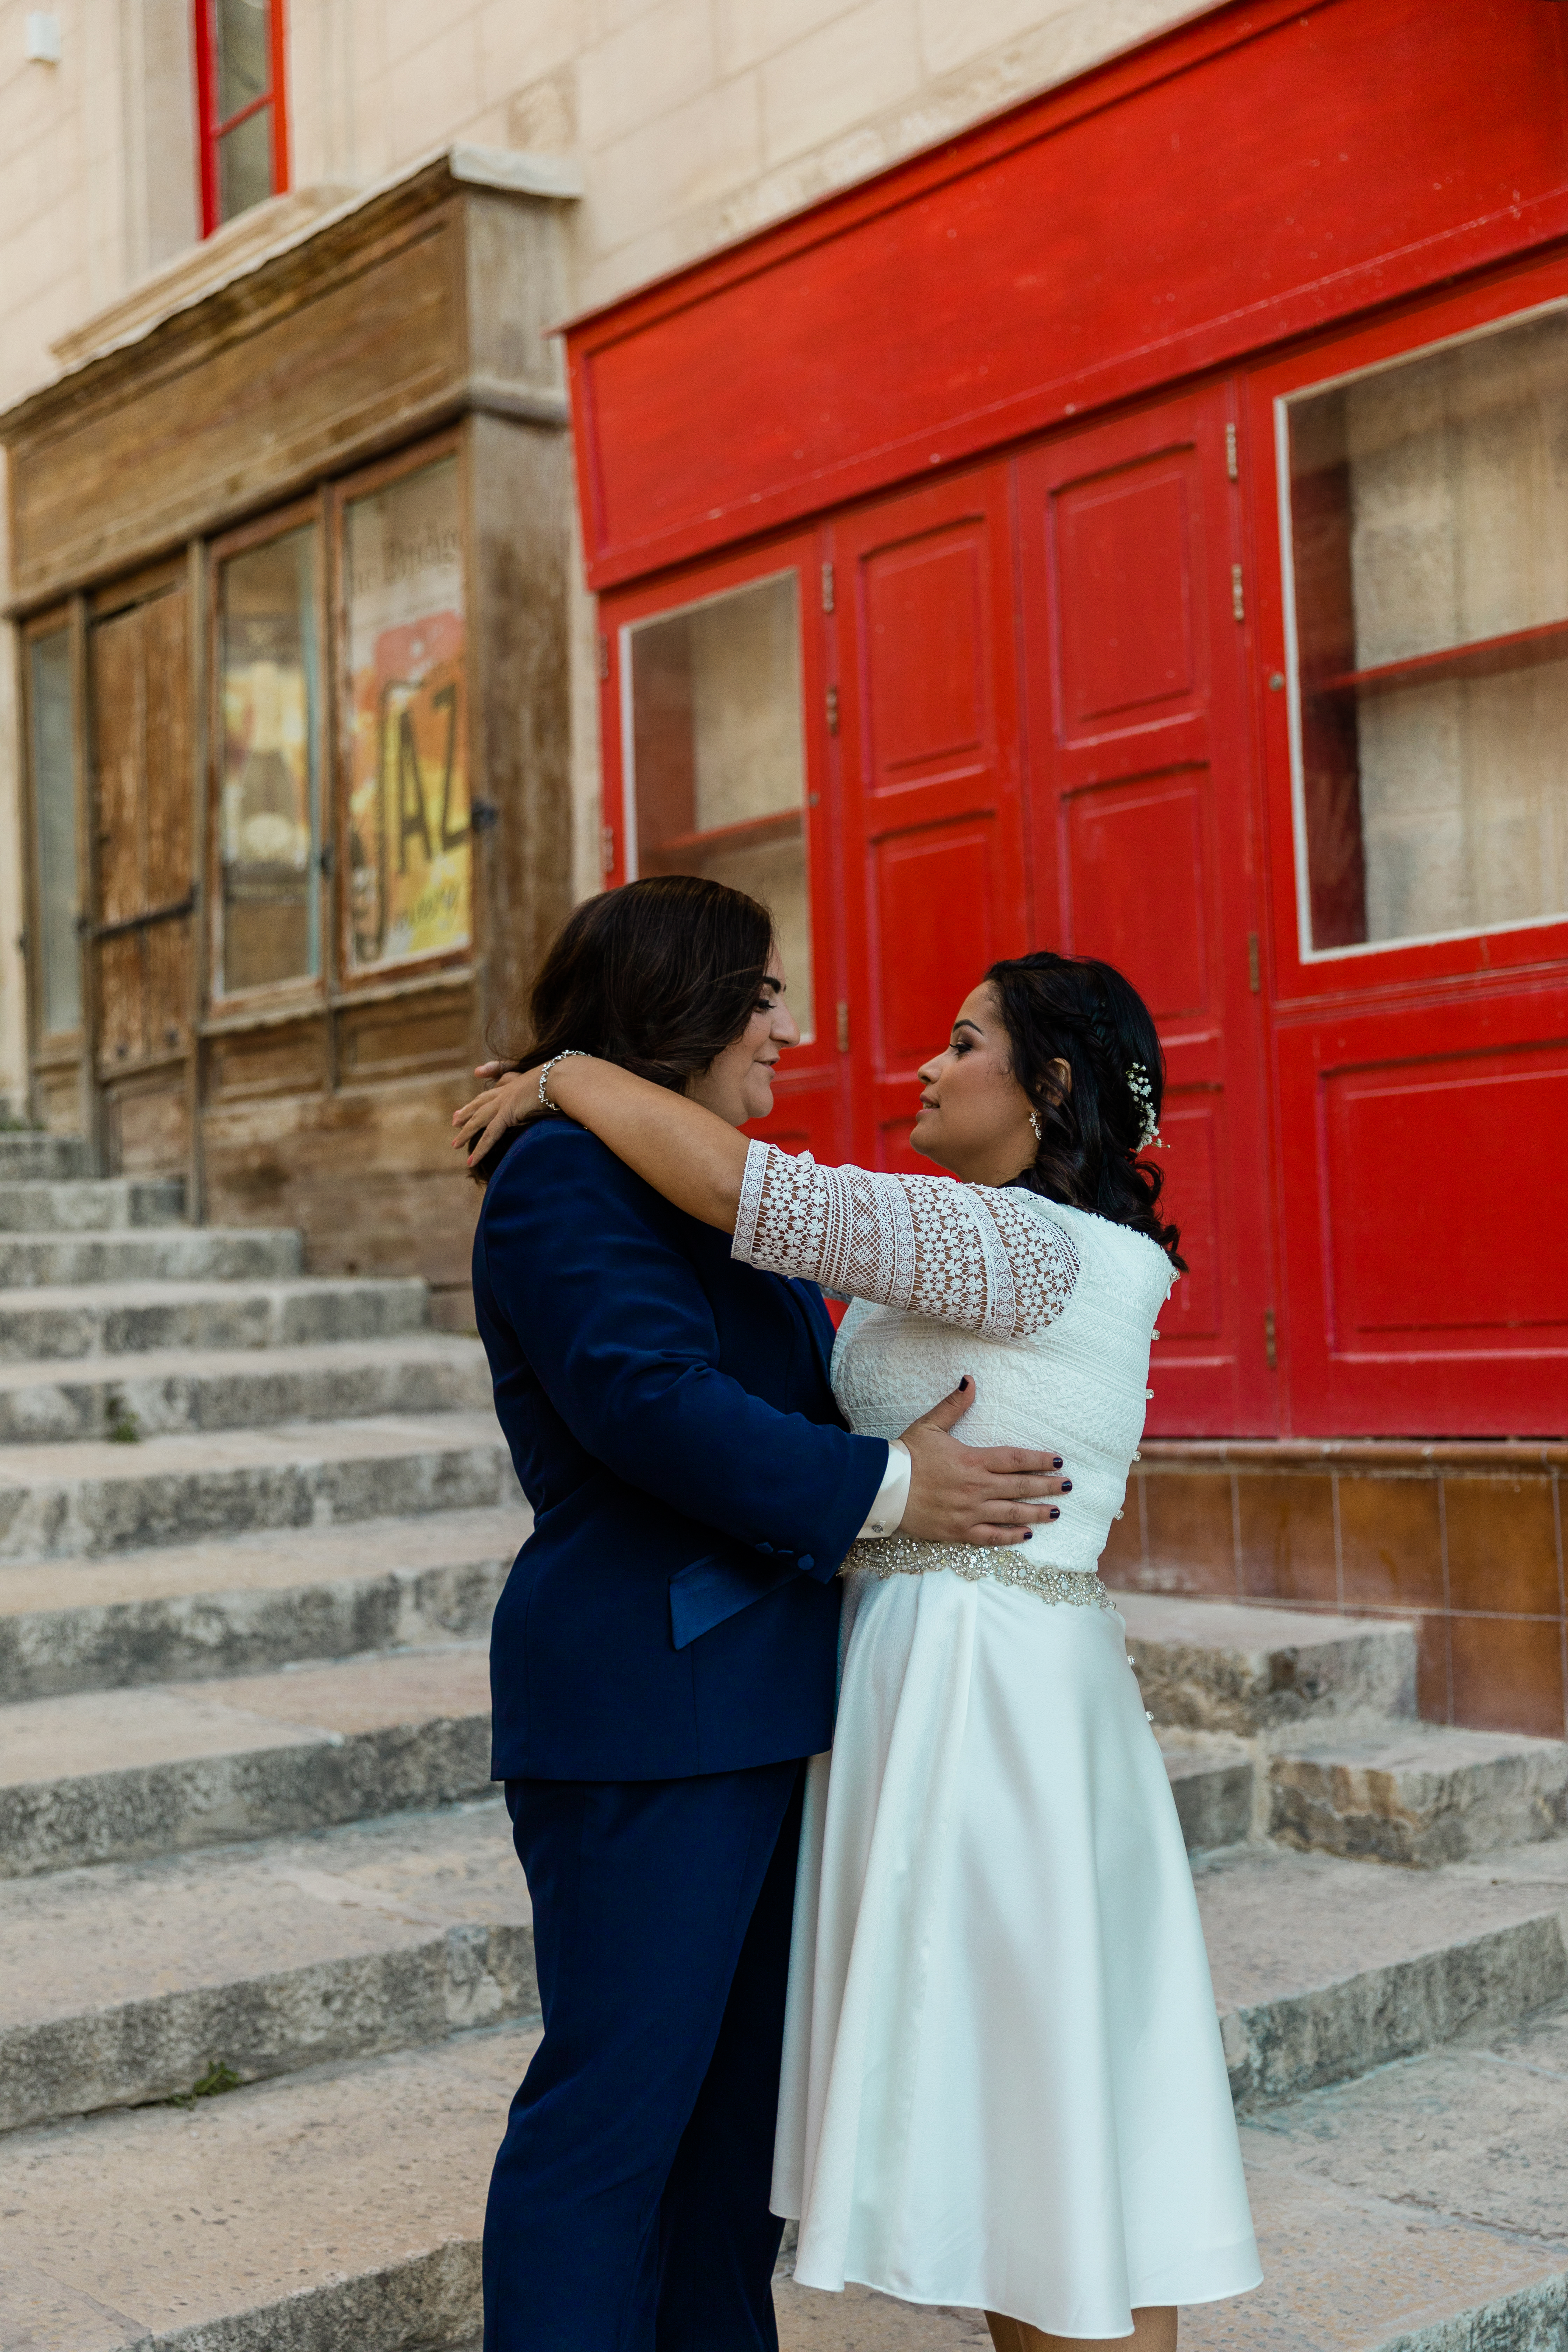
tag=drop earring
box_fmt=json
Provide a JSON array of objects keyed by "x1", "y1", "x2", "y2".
[{"x1": 1028, "y1": 1109, "x2": 1042, "y2": 1142}]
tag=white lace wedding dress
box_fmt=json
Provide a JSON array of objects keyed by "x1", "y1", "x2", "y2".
[{"x1": 733, "y1": 1144, "x2": 1261, "y2": 2337}]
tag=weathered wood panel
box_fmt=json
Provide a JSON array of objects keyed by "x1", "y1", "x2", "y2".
[
  {"x1": 205, "y1": 1017, "x2": 329, "y2": 1101},
  {"x1": 467, "y1": 410, "x2": 574, "y2": 1038},
  {"x1": 337, "y1": 987, "x2": 473, "y2": 1080},
  {"x1": 108, "y1": 1071, "x2": 190, "y2": 1176},
  {"x1": 202, "y1": 1071, "x2": 479, "y2": 1310},
  {"x1": 11, "y1": 213, "x2": 462, "y2": 604},
  {"x1": 144, "y1": 587, "x2": 194, "y2": 1058}
]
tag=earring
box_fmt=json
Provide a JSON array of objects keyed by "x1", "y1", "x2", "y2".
[{"x1": 1028, "y1": 1109, "x2": 1042, "y2": 1142}]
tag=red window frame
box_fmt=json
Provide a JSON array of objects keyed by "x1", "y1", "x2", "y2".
[{"x1": 194, "y1": 0, "x2": 289, "y2": 239}]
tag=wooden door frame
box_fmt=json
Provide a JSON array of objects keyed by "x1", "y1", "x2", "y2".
[
  {"x1": 85, "y1": 560, "x2": 197, "y2": 1177},
  {"x1": 16, "y1": 597, "x2": 94, "y2": 1146}
]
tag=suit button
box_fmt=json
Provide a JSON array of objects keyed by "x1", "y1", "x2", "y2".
[
  {"x1": 797, "y1": 1554, "x2": 814, "y2": 1572},
  {"x1": 756, "y1": 1541, "x2": 774, "y2": 1555}
]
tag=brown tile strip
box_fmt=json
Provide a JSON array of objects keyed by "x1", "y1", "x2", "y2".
[{"x1": 1106, "y1": 1442, "x2": 1568, "y2": 1742}]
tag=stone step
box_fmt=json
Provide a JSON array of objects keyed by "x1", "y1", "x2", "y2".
[
  {"x1": 0, "y1": 1408, "x2": 518, "y2": 1561},
  {"x1": 0, "y1": 1800, "x2": 533, "y2": 2132},
  {"x1": 1269, "y1": 1718, "x2": 1568, "y2": 1866},
  {"x1": 1198, "y1": 1838, "x2": 1568, "y2": 2110},
  {"x1": 0, "y1": 1642, "x2": 493, "y2": 1877},
  {"x1": 5, "y1": 1799, "x2": 1561, "y2": 2143},
  {"x1": 1159, "y1": 1727, "x2": 1256, "y2": 1853},
  {"x1": 5, "y1": 2005, "x2": 1564, "y2": 2352},
  {"x1": 0, "y1": 1334, "x2": 492, "y2": 1446},
  {"x1": 0, "y1": 2024, "x2": 530, "y2": 2352},
  {"x1": 0, "y1": 1176, "x2": 185, "y2": 1233},
  {"x1": 0, "y1": 1272, "x2": 431, "y2": 1363},
  {"x1": 1121, "y1": 1591, "x2": 1416, "y2": 1733},
  {"x1": 1183, "y1": 1996, "x2": 1568, "y2": 2352},
  {"x1": 0, "y1": 1224, "x2": 304, "y2": 1289},
  {"x1": 0, "y1": 1131, "x2": 86, "y2": 1181},
  {"x1": 0, "y1": 1505, "x2": 525, "y2": 1701}
]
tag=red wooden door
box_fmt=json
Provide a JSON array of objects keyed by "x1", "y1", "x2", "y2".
[
  {"x1": 831, "y1": 466, "x2": 1030, "y2": 1171},
  {"x1": 1248, "y1": 279, "x2": 1568, "y2": 1437},
  {"x1": 1017, "y1": 391, "x2": 1276, "y2": 1435}
]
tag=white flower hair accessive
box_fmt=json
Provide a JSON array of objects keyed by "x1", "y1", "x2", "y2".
[{"x1": 1126, "y1": 1061, "x2": 1164, "y2": 1152}]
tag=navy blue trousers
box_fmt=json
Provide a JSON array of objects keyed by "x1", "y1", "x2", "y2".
[{"x1": 482, "y1": 1758, "x2": 806, "y2": 2351}]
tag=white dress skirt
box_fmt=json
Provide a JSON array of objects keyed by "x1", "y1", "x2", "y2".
[
  {"x1": 772, "y1": 1567, "x2": 1261, "y2": 2334},
  {"x1": 728, "y1": 1142, "x2": 1262, "y2": 2337}
]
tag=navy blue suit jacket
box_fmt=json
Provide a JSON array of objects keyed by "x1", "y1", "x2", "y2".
[{"x1": 473, "y1": 1116, "x2": 887, "y2": 1780}]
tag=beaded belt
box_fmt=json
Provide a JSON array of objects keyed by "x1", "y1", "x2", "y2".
[{"x1": 841, "y1": 1535, "x2": 1114, "y2": 1612}]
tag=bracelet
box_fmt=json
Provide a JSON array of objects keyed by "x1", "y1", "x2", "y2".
[{"x1": 537, "y1": 1049, "x2": 589, "y2": 1111}]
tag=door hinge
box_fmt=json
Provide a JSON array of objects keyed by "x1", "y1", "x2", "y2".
[
  {"x1": 601, "y1": 824, "x2": 617, "y2": 876},
  {"x1": 1225, "y1": 421, "x2": 1239, "y2": 481},
  {"x1": 836, "y1": 1000, "x2": 850, "y2": 1054},
  {"x1": 1264, "y1": 1308, "x2": 1278, "y2": 1370},
  {"x1": 470, "y1": 800, "x2": 500, "y2": 834},
  {"x1": 1247, "y1": 931, "x2": 1260, "y2": 994},
  {"x1": 1231, "y1": 562, "x2": 1245, "y2": 623},
  {"x1": 826, "y1": 683, "x2": 840, "y2": 735},
  {"x1": 821, "y1": 561, "x2": 835, "y2": 614},
  {"x1": 596, "y1": 634, "x2": 610, "y2": 681}
]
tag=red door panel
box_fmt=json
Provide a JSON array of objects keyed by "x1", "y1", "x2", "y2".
[
  {"x1": 833, "y1": 468, "x2": 1030, "y2": 1174},
  {"x1": 1276, "y1": 1003, "x2": 1568, "y2": 1432},
  {"x1": 1018, "y1": 391, "x2": 1276, "y2": 1435}
]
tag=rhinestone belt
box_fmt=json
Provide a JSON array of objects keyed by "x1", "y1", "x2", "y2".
[{"x1": 841, "y1": 1534, "x2": 1114, "y2": 1612}]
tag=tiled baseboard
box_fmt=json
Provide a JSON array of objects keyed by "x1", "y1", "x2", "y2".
[{"x1": 1102, "y1": 1440, "x2": 1567, "y2": 1741}]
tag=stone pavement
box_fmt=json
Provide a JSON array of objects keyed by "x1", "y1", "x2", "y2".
[{"x1": 0, "y1": 1132, "x2": 1565, "y2": 2349}]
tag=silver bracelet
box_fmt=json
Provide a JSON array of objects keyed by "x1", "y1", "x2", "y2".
[{"x1": 536, "y1": 1049, "x2": 589, "y2": 1111}]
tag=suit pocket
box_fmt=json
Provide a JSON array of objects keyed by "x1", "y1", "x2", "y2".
[{"x1": 668, "y1": 1551, "x2": 798, "y2": 1651}]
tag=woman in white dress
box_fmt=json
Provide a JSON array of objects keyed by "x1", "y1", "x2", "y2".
[{"x1": 456, "y1": 945, "x2": 1260, "y2": 2350}]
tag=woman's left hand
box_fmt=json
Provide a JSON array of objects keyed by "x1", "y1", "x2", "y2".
[{"x1": 452, "y1": 1063, "x2": 534, "y2": 1165}]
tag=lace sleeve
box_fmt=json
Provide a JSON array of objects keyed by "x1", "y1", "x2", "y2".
[{"x1": 732, "y1": 1141, "x2": 1078, "y2": 1338}]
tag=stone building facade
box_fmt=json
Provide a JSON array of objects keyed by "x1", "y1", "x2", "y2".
[{"x1": 0, "y1": 0, "x2": 1206, "y2": 1117}]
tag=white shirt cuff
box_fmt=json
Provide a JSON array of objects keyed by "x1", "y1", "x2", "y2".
[{"x1": 856, "y1": 1438, "x2": 911, "y2": 1540}]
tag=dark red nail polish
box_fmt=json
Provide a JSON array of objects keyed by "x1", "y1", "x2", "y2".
[
  {"x1": 1060, "y1": 1479, "x2": 1073, "y2": 1493},
  {"x1": 1052, "y1": 1456, "x2": 1063, "y2": 1469},
  {"x1": 1049, "y1": 1506, "x2": 1060, "y2": 1519}
]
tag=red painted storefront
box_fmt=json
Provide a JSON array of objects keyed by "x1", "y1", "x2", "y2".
[{"x1": 565, "y1": 0, "x2": 1568, "y2": 1730}]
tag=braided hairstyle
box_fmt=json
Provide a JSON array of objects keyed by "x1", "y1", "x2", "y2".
[{"x1": 984, "y1": 950, "x2": 1185, "y2": 1271}]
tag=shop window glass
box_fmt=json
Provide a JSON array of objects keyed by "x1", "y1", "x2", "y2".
[
  {"x1": 627, "y1": 574, "x2": 814, "y2": 1040},
  {"x1": 344, "y1": 456, "x2": 470, "y2": 974},
  {"x1": 1286, "y1": 307, "x2": 1568, "y2": 952},
  {"x1": 29, "y1": 630, "x2": 81, "y2": 1035},
  {"x1": 217, "y1": 525, "x2": 319, "y2": 994}
]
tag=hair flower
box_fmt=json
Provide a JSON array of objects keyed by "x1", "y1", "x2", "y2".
[{"x1": 1126, "y1": 1061, "x2": 1164, "y2": 1151}]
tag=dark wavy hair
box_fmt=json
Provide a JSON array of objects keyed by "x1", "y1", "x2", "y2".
[
  {"x1": 984, "y1": 950, "x2": 1185, "y2": 1270},
  {"x1": 471, "y1": 873, "x2": 776, "y2": 1184}
]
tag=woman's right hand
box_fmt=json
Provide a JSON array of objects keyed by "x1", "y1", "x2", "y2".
[
  {"x1": 453, "y1": 1064, "x2": 534, "y2": 1166},
  {"x1": 898, "y1": 1377, "x2": 1069, "y2": 1547}
]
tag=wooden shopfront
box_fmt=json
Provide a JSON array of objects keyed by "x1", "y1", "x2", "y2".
[
  {"x1": 567, "y1": 0, "x2": 1568, "y2": 1735},
  {"x1": 7, "y1": 149, "x2": 576, "y2": 1321}
]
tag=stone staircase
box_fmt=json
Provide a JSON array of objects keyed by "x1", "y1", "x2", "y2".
[{"x1": 0, "y1": 1131, "x2": 1564, "y2": 2351}]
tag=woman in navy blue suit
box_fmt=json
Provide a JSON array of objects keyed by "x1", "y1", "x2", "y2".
[{"x1": 461, "y1": 876, "x2": 1065, "y2": 2352}]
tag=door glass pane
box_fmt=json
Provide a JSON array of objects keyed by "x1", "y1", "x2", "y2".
[
  {"x1": 215, "y1": 0, "x2": 270, "y2": 122},
  {"x1": 29, "y1": 630, "x2": 81, "y2": 1035},
  {"x1": 218, "y1": 105, "x2": 273, "y2": 223},
  {"x1": 217, "y1": 525, "x2": 319, "y2": 994},
  {"x1": 1286, "y1": 307, "x2": 1568, "y2": 951},
  {"x1": 344, "y1": 456, "x2": 469, "y2": 973},
  {"x1": 628, "y1": 573, "x2": 814, "y2": 1039}
]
